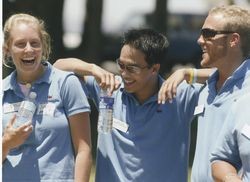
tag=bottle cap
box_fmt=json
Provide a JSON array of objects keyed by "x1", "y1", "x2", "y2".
[
  {"x1": 29, "y1": 92, "x2": 37, "y2": 99},
  {"x1": 25, "y1": 83, "x2": 32, "y2": 89}
]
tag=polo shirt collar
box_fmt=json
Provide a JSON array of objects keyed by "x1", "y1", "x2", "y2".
[
  {"x1": 207, "y1": 59, "x2": 250, "y2": 85},
  {"x1": 3, "y1": 61, "x2": 53, "y2": 92}
]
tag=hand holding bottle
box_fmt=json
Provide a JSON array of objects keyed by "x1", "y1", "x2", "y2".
[{"x1": 2, "y1": 114, "x2": 33, "y2": 157}]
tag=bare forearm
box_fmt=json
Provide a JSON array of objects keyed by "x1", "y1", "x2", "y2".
[
  {"x1": 185, "y1": 68, "x2": 214, "y2": 84},
  {"x1": 69, "y1": 113, "x2": 93, "y2": 182},
  {"x1": 53, "y1": 58, "x2": 95, "y2": 76},
  {"x1": 212, "y1": 161, "x2": 242, "y2": 182},
  {"x1": 54, "y1": 58, "x2": 121, "y2": 92},
  {"x1": 74, "y1": 150, "x2": 92, "y2": 182},
  {"x1": 158, "y1": 67, "x2": 215, "y2": 104},
  {"x1": 195, "y1": 68, "x2": 214, "y2": 83}
]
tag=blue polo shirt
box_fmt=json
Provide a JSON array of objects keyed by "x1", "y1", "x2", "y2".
[
  {"x1": 191, "y1": 59, "x2": 250, "y2": 182},
  {"x1": 2, "y1": 62, "x2": 90, "y2": 182},
  {"x1": 84, "y1": 76, "x2": 201, "y2": 182},
  {"x1": 211, "y1": 92, "x2": 250, "y2": 182}
]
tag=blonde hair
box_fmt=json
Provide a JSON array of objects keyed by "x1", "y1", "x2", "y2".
[
  {"x1": 209, "y1": 5, "x2": 250, "y2": 58},
  {"x1": 3, "y1": 13, "x2": 51, "y2": 66}
]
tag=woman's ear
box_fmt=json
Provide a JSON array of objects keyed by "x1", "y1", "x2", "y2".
[
  {"x1": 3, "y1": 44, "x2": 10, "y2": 58},
  {"x1": 3, "y1": 44, "x2": 15, "y2": 67}
]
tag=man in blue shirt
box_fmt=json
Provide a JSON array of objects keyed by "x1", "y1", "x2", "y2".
[
  {"x1": 158, "y1": 5, "x2": 250, "y2": 182},
  {"x1": 54, "y1": 29, "x2": 204, "y2": 181},
  {"x1": 211, "y1": 92, "x2": 250, "y2": 182},
  {"x1": 191, "y1": 5, "x2": 250, "y2": 182}
]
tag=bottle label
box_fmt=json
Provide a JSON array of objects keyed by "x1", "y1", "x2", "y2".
[
  {"x1": 100, "y1": 96, "x2": 114, "y2": 109},
  {"x1": 14, "y1": 101, "x2": 36, "y2": 128},
  {"x1": 98, "y1": 96, "x2": 114, "y2": 134}
]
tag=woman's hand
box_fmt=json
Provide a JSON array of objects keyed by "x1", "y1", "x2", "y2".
[{"x1": 2, "y1": 115, "x2": 33, "y2": 162}]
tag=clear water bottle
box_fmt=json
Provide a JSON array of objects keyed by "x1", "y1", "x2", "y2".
[
  {"x1": 15, "y1": 91, "x2": 37, "y2": 128},
  {"x1": 98, "y1": 89, "x2": 114, "y2": 134}
]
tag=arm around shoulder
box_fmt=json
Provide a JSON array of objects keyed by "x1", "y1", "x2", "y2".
[
  {"x1": 54, "y1": 58, "x2": 121, "y2": 93},
  {"x1": 158, "y1": 67, "x2": 214, "y2": 104},
  {"x1": 53, "y1": 58, "x2": 95, "y2": 77},
  {"x1": 180, "y1": 68, "x2": 214, "y2": 84}
]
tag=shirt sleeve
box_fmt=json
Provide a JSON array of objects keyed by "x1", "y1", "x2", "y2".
[
  {"x1": 83, "y1": 76, "x2": 101, "y2": 109},
  {"x1": 176, "y1": 81, "x2": 201, "y2": 123},
  {"x1": 210, "y1": 103, "x2": 242, "y2": 171},
  {"x1": 60, "y1": 74, "x2": 90, "y2": 117}
]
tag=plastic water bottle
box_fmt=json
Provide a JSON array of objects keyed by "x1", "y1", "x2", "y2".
[
  {"x1": 98, "y1": 89, "x2": 114, "y2": 134},
  {"x1": 15, "y1": 91, "x2": 37, "y2": 128}
]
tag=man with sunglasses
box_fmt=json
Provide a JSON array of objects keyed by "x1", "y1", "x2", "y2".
[
  {"x1": 158, "y1": 5, "x2": 250, "y2": 182},
  {"x1": 54, "y1": 29, "x2": 209, "y2": 181}
]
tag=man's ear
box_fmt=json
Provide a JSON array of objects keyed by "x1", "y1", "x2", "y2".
[
  {"x1": 229, "y1": 32, "x2": 240, "y2": 47},
  {"x1": 152, "y1": 63, "x2": 160, "y2": 74}
]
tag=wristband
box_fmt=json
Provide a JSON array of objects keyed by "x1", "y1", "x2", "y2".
[
  {"x1": 188, "y1": 68, "x2": 197, "y2": 84},
  {"x1": 193, "y1": 68, "x2": 197, "y2": 83},
  {"x1": 188, "y1": 68, "x2": 194, "y2": 84}
]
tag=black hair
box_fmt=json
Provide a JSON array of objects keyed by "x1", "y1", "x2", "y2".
[{"x1": 122, "y1": 28, "x2": 169, "y2": 66}]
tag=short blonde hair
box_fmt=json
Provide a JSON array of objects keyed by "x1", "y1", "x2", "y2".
[
  {"x1": 209, "y1": 5, "x2": 250, "y2": 58},
  {"x1": 3, "y1": 13, "x2": 51, "y2": 66}
]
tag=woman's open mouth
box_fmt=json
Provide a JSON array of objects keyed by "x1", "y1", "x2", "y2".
[{"x1": 21, "y1": 58, "x2": 35, "y2": 65}]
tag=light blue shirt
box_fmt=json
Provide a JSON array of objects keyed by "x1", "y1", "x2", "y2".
[
  {"x1": 191, "y1": 59, "x2": 250, "y2": 182},
  {"x1": 2, "y1": 62, "x2": 90, "y2": 182},
  {"x1": 84, "y1": 76, "x2": 201, "y2": 182},
  {"x1": 211, "y1": 92, "x2": 250, "y2": 182}
]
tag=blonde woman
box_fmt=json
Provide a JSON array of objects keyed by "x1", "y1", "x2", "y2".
[{"x1": 2, "y1": 13, "x2": 92, "y2": 182}]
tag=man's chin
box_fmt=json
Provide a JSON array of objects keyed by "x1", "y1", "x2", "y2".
[
  {"x1": 200, "y1": 59, "x2": 209, "y2": 68},
  {"x1": 124, "y1": 86, "x2": 134, "y2": 93}
]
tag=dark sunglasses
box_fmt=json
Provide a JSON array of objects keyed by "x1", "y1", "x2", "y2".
[{"x1": 200, "y1": 28, "x2": 234, "y2": 38}]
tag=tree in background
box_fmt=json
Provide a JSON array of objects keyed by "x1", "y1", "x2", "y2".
[{"x1": 80, "y1": 0, "x2": 103, "y2": 64}]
